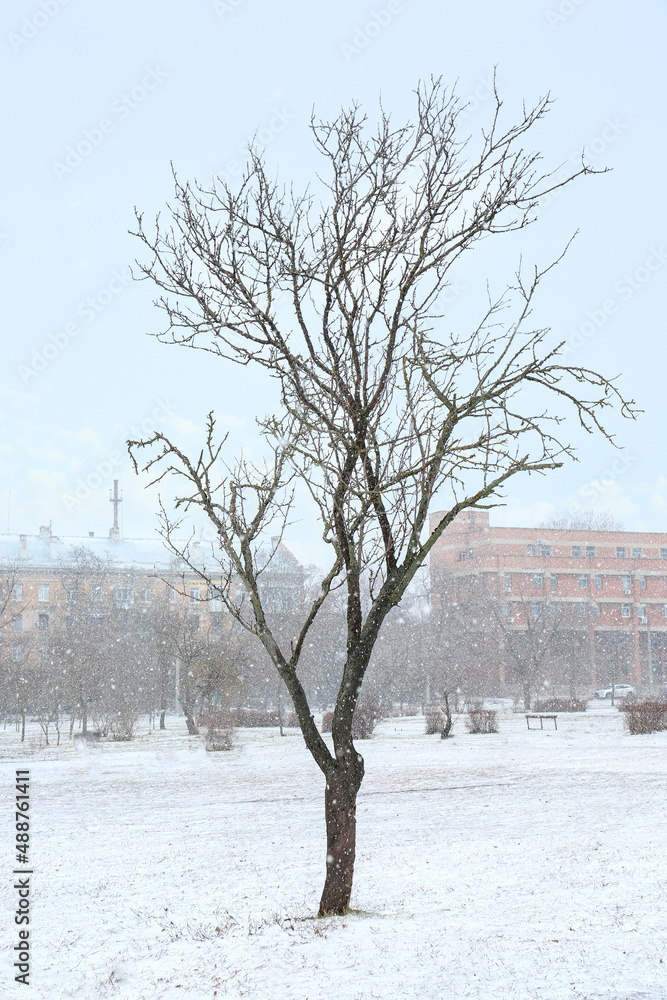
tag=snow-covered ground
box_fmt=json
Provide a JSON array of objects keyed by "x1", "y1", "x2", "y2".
[{"x1": 1, "y1": 706, "x2": 666, "y2": 1000}]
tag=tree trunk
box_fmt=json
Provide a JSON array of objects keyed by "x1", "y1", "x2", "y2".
[
  {"x1": 319, "y1": 753, "x2": 364, "y2": 917},
  {"x1": 183, "y1": 704, "x2": 199, "y2": 735},
  {"x1": 441, "y1": 692, "x2": 453, "y2": 738},
  {"x1": 159, "y1": 708, "x2": 166, "y2": 730},
  {"x1": 81, "y1": 701, "x2": 88, "y2": 735},
  {"x1": 523, "y1": 681, "x2": 531, "y2": 712}
]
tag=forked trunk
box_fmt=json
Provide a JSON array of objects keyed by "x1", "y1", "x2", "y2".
[{"x1": 318, "y1": 753, "x2": 364, "y2": 916}]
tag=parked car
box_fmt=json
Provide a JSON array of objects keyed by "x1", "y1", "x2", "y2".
[{"x1": 593, "y1": 684, "x2": 635, "y2": 700}]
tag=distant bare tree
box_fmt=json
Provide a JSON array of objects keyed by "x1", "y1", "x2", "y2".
[
  {"x1": 496, "y1": 593, "x2": 567, "y2": 710},
  {"x1": 427, "y1": 568, "x2": 500, "y2": 707},
  {"x1": 540, "y1": 511, "x2": 622, "y2": 531},
  {"x1": 130, "y1": 79, "x2": 634, "y2": 914}
]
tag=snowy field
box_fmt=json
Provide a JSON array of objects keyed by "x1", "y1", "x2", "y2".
[{"x1": 1, "y1": 706, "x2": 666, "y2": 1000}]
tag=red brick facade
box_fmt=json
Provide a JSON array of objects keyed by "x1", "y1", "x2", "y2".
[{"x1": 429, "y1": 510, "x2": 667, "y2": 690}]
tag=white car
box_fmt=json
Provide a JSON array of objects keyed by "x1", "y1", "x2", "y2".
[{"x1": 593, "y1": 684, "x2": 635, "y2": 700}]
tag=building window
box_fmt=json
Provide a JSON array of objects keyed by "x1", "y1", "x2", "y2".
[
  {"x1": 541, "y1": 544, "x2": 552, "y2": 557},
  {"x1": 526, "y1": 544, "x2": 538, "y2": 557},
  {"x1": 12, "y1": 614, "x2": 22, "y2": 632},
  {"x1": 576, "y1": 603, "x2": 586, "y2": 617},
  {"x1": 622, "y1": 575, "x2": 631, "y2": 594},
  {"x1": 502, "y1": 604, "x2": 510, "y2": 617},
  {"x1": 595, "y1": 575, "x2": 603, "y2": 590},
  {"x1": 550, "y1": 574, "x2": 558, "y2": 589},
  {"x1": 533, "y1": 574, "x2": 543, "y2": 589},
  {"x1": 503, "y1": 573, "x2": 511, "y2": 592},
  {"x1": 617, "y1": 547, "x2": 626, "y2": 559},
  {"x1": 190, "y1": 587, "x2": 200, "y2": 603},
  {"x1": 140, "y1": 586, "x2": 151, "y2": 603},
  {"x1": 468, "y1": 548, "x2": 474, "y2": 559},
  {"x1": 571, "y1": 545, "x2": 582, "y2": 557},
  {"x1": 458, "y1": 551, "x2": 467, "y2": 561},
  {"x1": 66, "y1": 585, "x2": 77, "y2": 604},
  {"x1": 531, "y1": 601, "x2": 541, "y2": 617},
  {"x1": 38, "y1": 584, "x2": 49, "y2": 602},
  {"x1": 592, "y1": 604, "x2": 601, "y2": 617},
  {"x1": 632, "y1": 547, "x2": 642, "y2": 559},
  {"x1": 639, "y1": 575, "x2": 647, "y2": 591},
  {"x1": 661, "y1": 548, "x2": 667, "y2": 560},
  {"x1": 664, "y1": 604, "x2": 667, "y2": 619},
  {"x1": 168, "y1": 586, "x2": 176, "y2": 603},
  {"x1": 38, "y1": 613, "x2": 49, "y2": 630},
  {"x1": 114, "y1": 586, "x2": 134, "y2": 609},
  {"x1": 11, "y1": 644, "x2": 22, "y2": 662},
  {"x1": 92, "y1": 585, "x2": 102, "y2": 603},
  {"x1": 638, "y1": 604, "x2": 647, "y2": 622},
  {"x1": 585, "y1": 545, "x2": 596, "y2": 558},
  {"x1": 579, "y1": 575, "x2": 589, "y2": 589},
  {"x1": 621, "y1": 604, "x2": 631, "y2": 618},
  {"x1": 12, "y1": 584, "x2": 22, "y2": 602},
  {"x1": 188, "y1": 615, "x2": 200, "y2": 632},
  {"x1": 65, "y1": 615, "x2": 75, "y2": 629}
]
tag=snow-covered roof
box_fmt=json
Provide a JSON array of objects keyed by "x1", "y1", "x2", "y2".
[
  {"x1": 0, "y1": 531, "x2": 176, "y2": 571},
  {"x1": 0, "y1": 531, "x2": 304, "y2": 576}
]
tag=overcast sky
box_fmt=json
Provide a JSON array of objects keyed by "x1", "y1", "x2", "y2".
[{"x1": 2, "y1": 0, "x2": 666, "y2": 565}]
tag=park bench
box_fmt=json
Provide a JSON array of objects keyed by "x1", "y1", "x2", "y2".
[{"x1": 525, "y1": 713, "x2": 557, "y2": 731}]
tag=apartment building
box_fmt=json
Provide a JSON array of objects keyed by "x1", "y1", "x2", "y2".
[
  {"x1": 429, "y1": 509, "x2": 667, "y2": 689},
  {"x1": 0, "y1": 523, "x2": 303, "y2": 663}
]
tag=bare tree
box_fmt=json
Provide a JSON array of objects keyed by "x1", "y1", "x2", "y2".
[
  {"x1": 540, "y1": 511, "x2": 622, "y2": 531},
  {"x1": 496, "y1": 593, "x2": 567, "y2": 710},
  {"x1": 427, "y1": 567, "x2": 501, "y2": 708},
  {"x1": 130, "y1": 79, "x2": 634, "y2": 914}
]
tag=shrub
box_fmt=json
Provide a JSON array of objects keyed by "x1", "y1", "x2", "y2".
[
  {"x1": 465, "y1": 708, "x2": 498, "y2": 734},
  {"x1": 533, "y1": 697, "x2": 588, "y2": 713},
  {"x1": 200, "y1": 708, "x2": 236, "y2": 751},
  {"x1": 227, "y1": 708, "x2": 280, "y2": 728},
  {"x1": 425, "y1": 710, "x2": 443, "y2": 735},
  {"x1": 320, "y1": 711, "x2": 334, "y2": 733},
  {"x1": 95, "y1": 708, "x2": 138, "y2": 741},
  {"x1": 352, "y1": 698, "x2": 383, "y2": 739},
  {"x1": 282, "y1": 710, "x2": 299, "y2": 728},
  {"x1": 621, "y1": 700, "x2": 667, "y2": 735},
  {"x1": 320, "y1": 702, "x2": 383, "y2": 738}
]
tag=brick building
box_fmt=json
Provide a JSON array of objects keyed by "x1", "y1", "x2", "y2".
[{"x1": 429, "y1": 509, "x2": 667, "y2": 691}]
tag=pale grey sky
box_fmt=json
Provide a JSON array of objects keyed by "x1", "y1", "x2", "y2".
[{"x1": 2, "y1": 0, "x2": 665, "y2": 565}]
